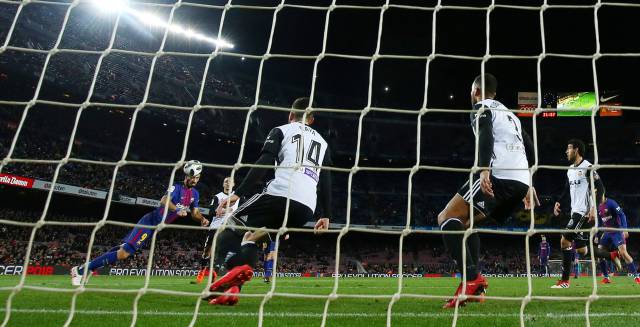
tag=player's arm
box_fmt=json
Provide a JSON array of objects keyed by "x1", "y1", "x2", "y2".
[
  {"x1": 521, "y1": 129, "x2": 535, "y2": 166},
  {"x1": 160, "y1": 191, "x2": 186, "y2": 216},
  {"x1": 587, "y1": 169, "x2": 605, "y2": 206},
  {"x1": 189, "y1": 192, "x2": 209, "y2": 226},
  {"x1": 315, "y1": 149, "x2": 333, "y2": 231},
  {"x1": 210, "y1": 196, "x2": 219, "y2": 209},
  {"x1": 554, "y1": 180, "x2": 570, "y2": 216},
  {"x1": 476, "y1": 108, "x2": 495, "y2": 197},
  {"x1": 190, "y1": 207, "x2": 209, "y2": 226},
  {"x1": 217, "y1": 128, "x2": 283, "y2": 216},
  {"x1": 585, "y1": 169, "x2": 604, "y2": 221},
  {"x1": 619, "y1": 206, "x2": 630, "y2": 239},
  {"x1": 210, "y1": 196, "x2": 221, "y2": 218},
  {"x1": 613, "y1": 201, "x2": 628, "y2": 231},
  {"x1": 233, "y1": 128, "x2": 283, "y2": 198}
]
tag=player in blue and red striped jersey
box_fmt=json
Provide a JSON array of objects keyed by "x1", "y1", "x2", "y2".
[
  {"x1": 597, "y1": 194, "x2": 640, "y2": 284},
  {"x1": 70, "y1": 160, "x2": 210, "y2": 286},
  {"x1": 538, "y1": 235, "x2": 551, "y2": 276}
]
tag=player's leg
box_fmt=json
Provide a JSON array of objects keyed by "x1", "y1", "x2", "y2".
[
  {"x1": 437, "y1": 194, "x2": 483, "y2": 280},
  {"x1": 222, "y1": 195, "x2": 310, "y2": 272},
  {"x1": 218, "y1": 196, "x2": 280, "y2": 273},
  {"x1": 544, "y1": 260, "x2": 549, "y2": 276},
  {"x1": 553, "y1": 235, "x2": 574, "y2": 288},
  {"x1": 193, "y1": 230, "x2": 216, "y2": 284},
  {"x1": 597, "y1": 244, "x2": 611, "y2": 283},
  {"x1": 72, "y1": 223, "x2": 152, "y2": 286},
  {"x1": 264, "y1": 248, "x2": 275, "y2": 283},
  {"x1": 614, "y1": 236, "x2": 640, "y2": 282},
  {"x1": 573, "y1": 252, "x2": 580, "y2": 279},
  {"x1": 437, "y1": 175, "x2": 490, "y2": 275},
  {"x1": 438, "y1": 176, "x2": 491, "y2": 308},
  {"x1": 203, "y1": 228, "x2": 247, "y2": 303},
  {"x1": 71, "y1": 244, "x2": 119, "y2": 286},
  {"x1": 598, "y1": 233, "x2": 616, "y2": 283},
  {"x1": 554, "y1": 213, "x2": 587, "y2": 288},
  {"x1": 540, "y1": 256, "x2": 550, "y2": 276},
  {"x1": 215, "y1": 196, "x2": 311, "y2": 303},
  {"x1": 204, "y1": 194, "x2": 285, "y2": 303}
]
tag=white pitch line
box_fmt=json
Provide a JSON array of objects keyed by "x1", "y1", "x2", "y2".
[{"x1": 2, "y1": 308, "x2": 640, "y2": 319}]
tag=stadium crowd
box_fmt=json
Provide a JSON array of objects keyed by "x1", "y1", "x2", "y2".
[{"x1": 0, "y1": 209, "x2": 575, "y2": 275}]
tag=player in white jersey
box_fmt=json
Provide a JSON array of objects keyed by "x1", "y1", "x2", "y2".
[
  {"x1": 201, "y1": 97, "x2": 332, "y2": 305},
  {"x1": 551, "y1": 139, "x2": 607, "y2": 288},
  {"x1": 438, "y1": 74, "x2": 539, "y2": 308},
  {"x1": 192, "y1": 177, "x2": 238, "y2": 284}
]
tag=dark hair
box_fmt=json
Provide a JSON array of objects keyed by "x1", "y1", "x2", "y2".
[
  {"x1": 567, "y1": 138, "x2": 586, "y2": 157},
  {"x1": 473, "y1": 73, "x2": 498, "y2": 95},
  {"x1": 291, "y1": 97, "x2": 313, "y2": 121}
]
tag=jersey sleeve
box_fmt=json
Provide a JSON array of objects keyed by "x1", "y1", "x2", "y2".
[
  {"x1": 611, "y1": 200, "x2": 628, "y2": 228},
  {"x1": 191, "y1": 189, "x2": 200, "y2": 210},
  {"x1": 317, "y1": 149, "x2": 333, "y2": 218},
  {"x1": 234, "y1": 128, "x2": 283, "y2": 197},
  {"x1": 261, "y1": 127, "x2": 284, "y2": 156},
  {"x1": 169, "y1": 184, "x2": 181, "y2": 205},
  {"x1": 586, "y1": 168, "x2": 605, "y2": 204},
  {"x1": 475, "y1": 109, "x2": 494, "y2": 168},
  {"x1": 210, "y1": 195, "x2": 219, "y2": 208},
  {"x1": 521, "y1": 128, "x2": 535, "y2": 167}
]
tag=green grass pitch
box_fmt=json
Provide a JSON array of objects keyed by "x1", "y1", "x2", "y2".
[{"x1": 1, "y1": 275, "x2": 639, "y2": 326}]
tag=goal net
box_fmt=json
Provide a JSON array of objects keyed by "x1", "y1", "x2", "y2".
[{"x1": 1, "y1": 0, "x2": 639, "y2": 326}]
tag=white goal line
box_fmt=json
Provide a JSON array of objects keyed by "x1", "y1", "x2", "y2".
[{"x1": 1, "y1": 308, "x2": 640, "y2": 320}]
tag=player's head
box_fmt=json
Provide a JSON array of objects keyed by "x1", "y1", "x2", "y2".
[
  {"x1": 223, "y1": 176, "x2": 234, "y2": 193},
  {"x1": 541, "y1": 235, "x2": 546, "y2": 242},
  {"x1": 288, "y1": 97, "x2": 314, "y2": 125},
  {"x1": 471, "y1": 73, "x2": 497, "y2": 104},
  {"x1": 183, "y1": 160, "x2": 202, "y2": 187},
  {"x1": 565, "y1": 139, "x2": 585, "y2": 163}
]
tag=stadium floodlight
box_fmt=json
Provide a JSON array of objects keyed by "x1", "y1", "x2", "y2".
[
  {"x1": 136, "y1": 12, "x2": 166, "y2": 27},
  {"x1": 90, "y1": 1, "x2": 233, "y2": 48},
  {"x1": 91, "y1": 0, "x2": 128, "y2": 14},
  {"x1": 129, "y1": 11, "x2": 234, "y2": 48}
]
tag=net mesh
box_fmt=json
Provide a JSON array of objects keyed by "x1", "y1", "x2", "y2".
[{"x1": 1, "y1": 0, "x2": 640, "y2": 326}]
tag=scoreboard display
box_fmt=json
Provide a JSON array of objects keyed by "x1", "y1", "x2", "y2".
[
  {"x1": 557, "y1": 92, "x2": 595, "y2": 117},
  {"x1": 517, "y1": 92, "x2": 622, "y2": 117}
]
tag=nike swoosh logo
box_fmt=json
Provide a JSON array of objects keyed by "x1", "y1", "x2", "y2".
[{"x1": 600, "y1": 95, "x2": 619, "y2": 102}]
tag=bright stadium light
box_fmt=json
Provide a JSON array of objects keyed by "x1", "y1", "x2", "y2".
[
  {"x1": 137, "y1": 12, "x2": 166, "y2": 27},
  {"x1": 129, "y1": 11, "x2": 234, "y2": 48},
  {"x1": 90, "y1": 1, "x2": 234, "y2": 48},
  {"x1": 91, "y1": 0, "x2": 128, "y2": 13}
]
